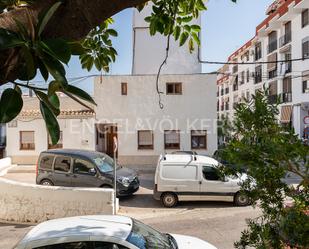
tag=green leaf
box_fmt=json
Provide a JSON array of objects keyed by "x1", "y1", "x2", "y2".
[
  {"x1": 63, "y1": 85, "x2": 96, "y2": 105},
  {"x1": 179, "y1": 32, "x2": 189, "y2": 46},
  {"x1": 42, "y1": 55, "x2": 67, "y2": 87},
  {"x1": 35, "y1": 90, "x2": 60, "y2": 116},
  {"x1": 174, "y1": 26, "x2": 181, "y2": 41},
  {"x1": 48, "y1": 93, "x2": 60, "y2": 110},
  {"x1": 191, "y1": 25, "x2": 201, "y2": 32},
  {"x1": 40, "y1": 38, "x2": 71, "y2": 64},
  {"x1": 0, "y1": 28, "x2": 24, "y2": 50},
  {"x1": 38, "y1": 59, "x2": 49, "y2": 82},
  {"x1": 40, "y1": 101, "x2": 60, "y2": 145},
  {"x1": 68, "y1": 41, "x2": 85, "y2": 56},
  {"x1": 192, "y1": 32, "x2": 200, "y2": 46},
  {"x1": 19, "y1": 46, "x2": 36, "y2": 80},
  {"x1": 37, "y1": 1, "x2": 62, "y2": 37},
  {"x1": 48, "y1": 80, "x2": 62, "y2": 96},
  {"x1": 106, "y1": 29, "x2": 118, "y2": 37},
  {"x1": 0, "y1": 88, "x2": 23, "y2": 123}
]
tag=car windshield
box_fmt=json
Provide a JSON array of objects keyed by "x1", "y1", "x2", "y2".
[
  {"x1": 126, "y1": 219, "x2": 174, "y2": 249},
  {"x1": 93, "y1": 155, "x2": 117, "y2": 173}
]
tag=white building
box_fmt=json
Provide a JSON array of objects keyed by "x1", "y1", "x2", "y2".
[
  {"x1": 217, "y1": 0, "x2": 309, "y2": 141},
  {"x1": 5, "y1": 6, "x2": 217, "y2": 166},
  {"x1": 5, "y1": 97, "x2": 95, "y2": 164}
]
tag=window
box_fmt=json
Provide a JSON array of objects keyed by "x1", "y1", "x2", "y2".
[
  {"x1": 268, "y1": 31, "x2": 277, "y2": 54},
  {"x1": 191, "y1": 130, "x2": 207, "y2": 149},
  {"x1": 255, "y1": 42, "x2": 262, "y2": 61},
  {"x1": 283, "y1": 77, "x2": 292, "y2": 103},
  {"x1": 121, "y1": 82, "x2": 127, "y2": 95},
  {"x1": 302, "y1": 71, "x2": 309, "y2": 93},
  {"x1": 166, "y1": 83, "x2": 182, "y2": 95},
  {"x1": 20, "y1": 131, "x2": 35, "y2": 150},
  {"x1": 162, "y1": 165, "x2": 197, "y2": 180},
  {"x1": 202, "y1": 166, "x2": 220, "y2": 181},
  {"x1": 255, "y1": 65, "x2": 262, "y2": 84},
  {"x1": 39, "y1": 155, "x2": 54, "y2": 170},
  {"x1": 138, "y1": 130, "x2": 154, "y2": 150},
  {"x1": 302, "y1": 37, "x2": 309, "y2": 58},
  {"x1": 48, "y1": 131, "x2": 63, "y2": 149},
  {"x1": 54, "y1": 156, "x2": 71, "y2": 173},
  {"x1": 164, "y1": 130, "x2": 180, "y2": 149},
  {"x1": 246, "y1": 69, "x2": 250, "y2": 83},
  {"x1": 73, "y1": 159, "x2": 96, "y2": 175},
  {"x1": 302, "y1": 9, "x2": 308, "y2": 28},
  {"x1": 240, "y1": 71, "x2": 245, "y2": 84}
]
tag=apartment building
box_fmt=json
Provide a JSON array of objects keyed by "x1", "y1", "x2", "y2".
[{"x1": 217, "y1": 0, "x2": 309, "y2": 141}]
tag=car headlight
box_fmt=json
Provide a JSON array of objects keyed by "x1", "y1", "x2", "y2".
[{"x1": 118, "y1": 177, "x2": 130, "y2": 187}]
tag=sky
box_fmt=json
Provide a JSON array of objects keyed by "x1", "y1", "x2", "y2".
[{"x1": 31, "y1": 0, "x2": 275, "y2": 93}]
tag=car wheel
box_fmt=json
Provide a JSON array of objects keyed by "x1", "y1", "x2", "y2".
[
  {"x1": 40, "y1": 179, "x2": 54, "y2": 186},
  {"x1": 161, "y1": 193, "x2": 178, "y2": 208},
  {"x1": 234, "y1": 192, "x2": 250, "y2": 206}
]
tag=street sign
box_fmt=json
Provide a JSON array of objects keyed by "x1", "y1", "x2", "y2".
[{"x1": 304, "y1": 116, "x2": 309, "y2": 125}]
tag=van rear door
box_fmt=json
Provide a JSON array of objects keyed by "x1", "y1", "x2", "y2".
[{"x1": 158, "y1": 163, "x2": 200, "y2": 199}]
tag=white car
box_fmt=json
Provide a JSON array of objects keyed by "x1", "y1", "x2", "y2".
[{"x1": 15, "y1": 215, "x2": 217, "y2": 249}]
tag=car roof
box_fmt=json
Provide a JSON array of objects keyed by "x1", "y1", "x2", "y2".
[
  {"x1": 20, "y1": 215, "x2": 133, "y2": 244},
  {"x1": 41, "y1": 149, "x2": 107, "y2": 159},
  {"x1": 161, "y1": 154, "x2": 219, "y2": 166}
]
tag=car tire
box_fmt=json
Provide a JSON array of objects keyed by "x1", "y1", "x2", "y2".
[
  {"x1": 161, "y1": 193, "x2": 178, "y2": 208},
  {"x1": 234, "y1": 192, "x2": 250, "y2": 206},
  {"x1": 40, "y1": 179, "x2": 54, "y2": 186}
]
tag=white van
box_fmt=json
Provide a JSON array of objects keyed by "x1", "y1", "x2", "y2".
[{"x1": 154, "y1": 154, "x2": 250, "y2": 207}]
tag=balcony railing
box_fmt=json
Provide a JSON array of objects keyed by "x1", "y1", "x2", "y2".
[
  {"x1": 233, "y1": 84, "x2": 239, "y2": 91},
  {"x1": 268, "y1": 70, "x2": 277, "y2": 80},
  {"x1": 268, "y1": 95, "x2": 278, "y2": 104},
  {"x1": 283, "y1": 61, "x2": 292, "y2": 74},
  {"x1": 268, "y1": 40, "x2": 278, "y2": 54},
  {"x1": 225, "y1": 103, "x2": 229, "y2": 111},
  {"x1": 282, "y1": 92, "x2": 292, "y2": 103},
  {"x1": 279, "y1": 33, "x2": 292, "y2": 47}
]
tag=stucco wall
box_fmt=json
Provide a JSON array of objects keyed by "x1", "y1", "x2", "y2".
[
  {"x1": 94, "y1": 74, "x2": 218, "y2": 165},
  {"x1": 6, "y1": 118, "x2": 95, "y2": 165},
  {"x1": 0, "y1": 177, "x2": 114, "y2": 223}
]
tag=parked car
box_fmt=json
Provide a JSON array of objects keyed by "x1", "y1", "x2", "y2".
[
  {"x1": 14, "y1": 215, "x2": 217, "y2": 249},
  {"x1": 36, "y1": 149, "x2": 139, "y2": 196},
  {"x1": 154, "y1": 154, "x2": 250, "y2": 207}
]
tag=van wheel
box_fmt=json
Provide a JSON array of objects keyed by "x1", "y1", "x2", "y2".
[
  {"x1": 161, "y1": 193, "x2": 178, "y2": 208},
  {"x1": 40, "y1": 179, "x2": 53, "y2": 186},
  {"x1": 234, "y1": 192, "x2": 249, "y2": 206}
]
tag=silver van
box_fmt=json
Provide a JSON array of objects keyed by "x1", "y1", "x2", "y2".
[{"x1": 154, "y1": 154, "x2": 250, "y2": 207}]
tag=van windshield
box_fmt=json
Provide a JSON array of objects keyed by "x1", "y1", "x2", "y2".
[{"x1": 93, "y1": 155, "x2": 116, "y2": 173}]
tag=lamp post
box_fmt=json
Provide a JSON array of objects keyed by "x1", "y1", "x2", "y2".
[{"x1": 113, "y1": 136, "x2": 118, "y2": 215}]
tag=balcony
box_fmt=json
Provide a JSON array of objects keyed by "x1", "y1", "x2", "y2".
[
  {"x1": 279, "y1": 33, "x2": 291, "y2": 48},
  {"x1": 225, "y1": 103, "x2": 229, "y2": 111},
  {"x1": 268, "y1": 40, "x2": 278, "y2": 54},
  {"x1": 282, "y1": 92, "x2": 292, "y2": 103},
  {"x1": 268, "y1": 95, "x2": 278, "y2": 104},
  {"x1": 268, "y1": 70, "x2": 277, "y2": 80},
  {"x1": 233, "y1": 84, "x2": 239, "y2": 91},
  {"x1": 283, "y1": 61, "x2": 292, "y2": 74}
]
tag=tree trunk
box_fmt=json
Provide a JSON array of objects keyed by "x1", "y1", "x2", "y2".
[{"x1": 0, "y1": 0, "x2": 148, "y2": 85}]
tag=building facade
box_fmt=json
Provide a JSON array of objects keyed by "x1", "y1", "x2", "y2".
[
  {"x1": 94, "y1": 74, "x2": 217, "y2": 166},
  {"x1": 5, "y1": 97, "x2": 95, "y2": 164},
  {"x1": 217, "y1": 0, "x2": 309, "y2": 142}
]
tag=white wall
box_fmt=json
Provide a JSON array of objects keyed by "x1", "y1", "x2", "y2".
[
  {"x1": 0, "y1": 177, "x2": 114, "y2": 223},
  {"x1": 94, "y1": 74, "x2": 217, "y2": 165},
  {"x1": 6, "y1": 118, "x2": 95, "y2": 164},
  {"x1": 132, "y1": 7, "x2": 202, "y2": 75}
]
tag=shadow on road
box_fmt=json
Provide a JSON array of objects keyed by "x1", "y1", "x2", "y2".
[
  {"x1": 0, "y1": 222, "x2": 32, "y2": 229},
  {"x1": 120, "y1": 193, "x2": 235, "y2": 209}
]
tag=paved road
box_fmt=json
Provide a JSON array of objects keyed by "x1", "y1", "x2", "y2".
[{"x1": 0, "y1": 170, "x2": 260, "y2": 249}]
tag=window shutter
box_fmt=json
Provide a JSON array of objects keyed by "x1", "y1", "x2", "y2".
[{"x1": 267, "y1": 53, "x2": 277, "y2": 71}]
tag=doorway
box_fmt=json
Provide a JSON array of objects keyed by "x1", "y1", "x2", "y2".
[{"x1": 95, "y1": 124, "x2": 118, "y2": 158}]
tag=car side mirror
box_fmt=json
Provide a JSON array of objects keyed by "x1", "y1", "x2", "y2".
[{"x1": 89, "y1": 168, "x2": 96, "y2": 175}]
